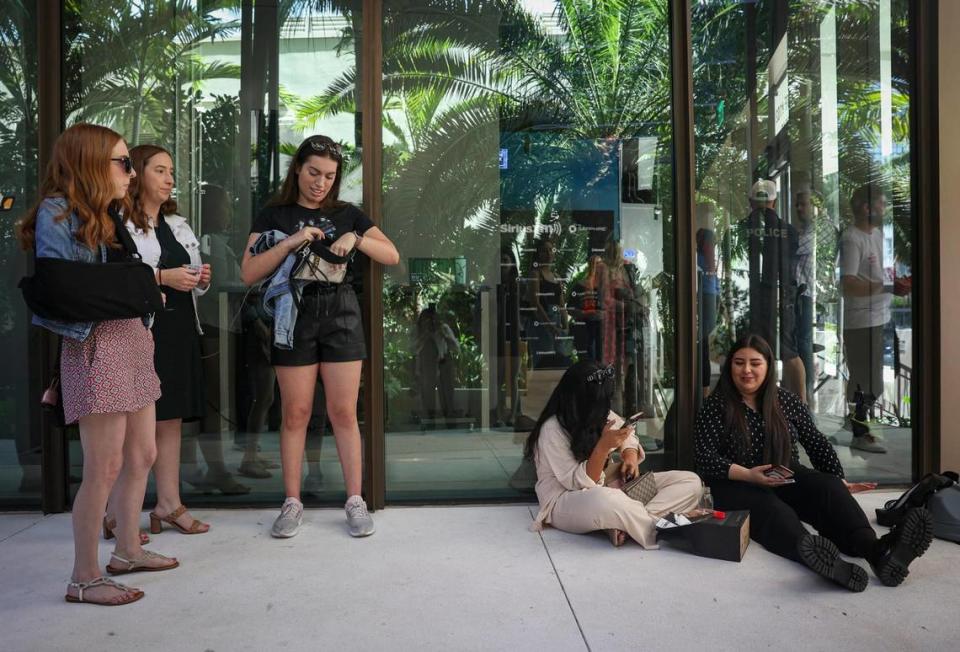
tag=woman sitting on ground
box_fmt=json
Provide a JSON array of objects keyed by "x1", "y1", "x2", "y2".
[
  {"x1": 527, "y1": 360, "x2": 702, "y2": 548},
  {"x1": 693, "y1": 333, "x2": 933, "y2": 591}
]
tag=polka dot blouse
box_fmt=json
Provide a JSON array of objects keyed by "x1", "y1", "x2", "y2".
[{"x1": 693, "y1": 387, "x2": 845, "y2": 480}]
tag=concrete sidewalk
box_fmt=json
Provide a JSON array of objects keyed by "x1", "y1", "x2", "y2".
[{"x1": 1, "y1": 492, "x2": 958, "y2": 651}]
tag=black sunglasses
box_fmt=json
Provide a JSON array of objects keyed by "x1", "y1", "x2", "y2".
[
  {"x1": 306, "y1": 139, "x2": 343, "y2": 158},
  {"x1": 111, "y1": 156, "x2": 133, "y2": 174}
]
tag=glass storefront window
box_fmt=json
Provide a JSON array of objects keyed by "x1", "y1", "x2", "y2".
[
  {"x1": 0, "y1": 1, "x2": 39, "y2": 506},
  {"x1": 692, "y1": 0, "x2": 914, "y2": 483},
  {"x1": 375, "y1": 1, "x2": 678, "y2": 500},
  {"x1": 8, "y1": 0, "x2": 928, "y2": 510},
  {"x1": 63, "y1": 1, "x2": 363, "y2": 505}
]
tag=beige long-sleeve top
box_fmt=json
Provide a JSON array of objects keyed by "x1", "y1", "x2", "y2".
[{"x1": 531, "y1": 412, "x2": 641, "y2": 531}]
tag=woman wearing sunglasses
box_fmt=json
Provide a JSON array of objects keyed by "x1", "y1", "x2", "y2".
[
  {"x1": 241, "y1": 135, "x2": 399, "y2": 539},
  {"x1": 526, "y1": 360, "x2": 703, "y2": 547},
  {"x1": 18, "y1": 124, "x2": 178, "y2": 606},
  {"x1": 109, "y1": 144, "x2": 216, "y2": 537}
]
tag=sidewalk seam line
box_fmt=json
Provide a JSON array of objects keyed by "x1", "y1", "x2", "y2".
[
  {"x1": 530, "y1": 506, "x2": 591, "y2": 652},
  {"x1": 0, "y1": 515, "x2": 46, "y2": 545}
]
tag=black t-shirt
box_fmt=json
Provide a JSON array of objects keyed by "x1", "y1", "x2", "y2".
[{"x1": 250, "y1": 202, "x2": 375, "y2": 281}]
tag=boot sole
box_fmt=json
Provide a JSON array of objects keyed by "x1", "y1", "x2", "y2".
[
  {"x1": 876, "y1": 508, "x2": 934, "y2": 587},
  {"x1": 798, "y1": 535, "x2": 869, "y2": 593}
]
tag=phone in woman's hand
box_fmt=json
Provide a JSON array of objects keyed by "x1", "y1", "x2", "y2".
[
  {"x1": 622, "y1": 412, "x2": 644, "y2": 428},
  {"x1": 763, "y1": 465, "x2": 796, "y2": 483}
]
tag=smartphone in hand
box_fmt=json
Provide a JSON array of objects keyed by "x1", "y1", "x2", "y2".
[
  {"x1": 621, "y1": 412, "x2": 644, "y2": 429},
  {"x1": 763, "y1": 465, "x2": 796, "y2": 483}
]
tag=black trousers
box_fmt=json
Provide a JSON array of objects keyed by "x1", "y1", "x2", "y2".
[{"x1": 708, "y1": 468, "x2": 877, "y2": 563}]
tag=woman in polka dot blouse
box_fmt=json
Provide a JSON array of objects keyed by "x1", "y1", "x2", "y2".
[{"x1": 693, "y1": 334, "x2": 933, "y2": 591}]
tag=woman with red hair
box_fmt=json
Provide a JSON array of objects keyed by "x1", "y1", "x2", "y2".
[{"x1": 19, "y1": 124, "x2": 178, "y2": 606}]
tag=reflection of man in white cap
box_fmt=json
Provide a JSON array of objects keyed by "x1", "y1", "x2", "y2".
[
  {"x1": 742, "y1": 179, "x2": 806, "y2": 401},
  {"x1": 751, "y1": 179, "x2": 778, "y2": 205}
]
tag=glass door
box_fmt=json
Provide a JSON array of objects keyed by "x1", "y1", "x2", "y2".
[
  {"x1": 63, "y1": 0, "x2": 363, "y2": 506},
  {"x1": 692, "y1": 0, "x2": 915, "y2": 483},
  {"x1": 0, "y1": 0, "x2": 39, "y2": 507},
  {"x1": 372, "y1": 0, "x2": 679, "y2": 501}
]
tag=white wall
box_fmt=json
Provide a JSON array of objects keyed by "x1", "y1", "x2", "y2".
[{"x1": 940, "y1": 0, "x2": 960, "y2": 472}]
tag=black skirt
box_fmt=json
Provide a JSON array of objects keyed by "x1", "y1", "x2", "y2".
[{"x1": 152, "y1": 216, "x2": 206, "y2": 422}]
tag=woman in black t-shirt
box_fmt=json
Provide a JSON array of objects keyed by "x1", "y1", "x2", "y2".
[{"x1": 241, "y1": 135, "x2": 398, "y2": 540}]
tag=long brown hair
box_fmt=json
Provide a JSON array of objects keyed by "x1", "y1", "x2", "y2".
[
  {"x1": 18, "y1": 123, "x2": 131, "y2": 250},
  {"x1": 127, "y1": 144, "x2": 178, "y2": 231},
  {"x1": 268, "y1": 135, "x2": 345, "y2": 209},
  {"x1": 715, "y1": 333, "x2": 792, "y2": 467}
]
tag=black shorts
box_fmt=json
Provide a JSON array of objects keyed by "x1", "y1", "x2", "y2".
[{"x1": 271, "y1": 284, "x2": 367, "y2": 366}]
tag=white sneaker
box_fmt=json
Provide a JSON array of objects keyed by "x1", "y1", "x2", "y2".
[
  {"x1": 345, "y1": 495, "x2": 375, "y2": 537},
  {"x1": 271, "y1": 497, "x2": 303, "y2": 538}
]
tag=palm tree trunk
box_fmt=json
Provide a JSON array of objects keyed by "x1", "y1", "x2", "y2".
[{"x1": 131, "y1": 97, "x2": 142, "y2": 145}]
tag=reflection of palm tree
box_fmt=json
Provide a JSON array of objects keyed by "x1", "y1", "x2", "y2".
[
  {"x1": 0, "y1": 1, "x2": 38, "y2": 333},
  {"x1": 297, "y1": 1, "x2": 680, "y2": 242},
  {"x1": 0, "y1": 1, "x2": 38, "y2": 195},
  {"x1": 63, "y1": 0, "x2": 241, "y2": 144}
]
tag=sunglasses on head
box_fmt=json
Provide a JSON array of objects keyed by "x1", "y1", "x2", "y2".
[
  {"x1": 111, "y1": 156, "x2": 133, "y2": 174},
  {"x1": 306, "y1": 138, "x2": 343, "y2": 158},
  {"x1": 586, "y1": 364, "x2": 615, "y2": 384}
]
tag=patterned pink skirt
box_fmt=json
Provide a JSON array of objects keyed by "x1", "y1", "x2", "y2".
[{"x1": 61, "y1": 319, "x2": 162, "y2": 425}]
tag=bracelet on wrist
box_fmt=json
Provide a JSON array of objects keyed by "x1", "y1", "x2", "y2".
[{"x1": 353, "y1": 231, "x2": 364, "y2": 251}]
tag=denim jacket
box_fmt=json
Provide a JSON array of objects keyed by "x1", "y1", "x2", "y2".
[
  {"x1": 249, "y1": 230, "x2": 304, "y2": 350},
  {"x1": 31, "y1": 197, "x2": 151, "y2": 341}
]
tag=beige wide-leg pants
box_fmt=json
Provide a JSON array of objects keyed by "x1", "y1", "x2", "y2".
[{"x1": 548, "y1": 470, "x2": 703, "y2": 549}]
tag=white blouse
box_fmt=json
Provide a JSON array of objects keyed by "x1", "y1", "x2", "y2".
[
  {"x1": 531, "y1": 411, "x2": 641, "y2": 531},
  {"x1": 126, "y1": 214, "x2": 208, "y2": 334}
]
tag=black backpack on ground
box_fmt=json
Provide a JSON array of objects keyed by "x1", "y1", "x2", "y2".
[{"x1": 876, "y1": 471, "x2": 960, "y2": 543}]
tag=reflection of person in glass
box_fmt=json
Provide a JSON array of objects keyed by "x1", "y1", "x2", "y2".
[
  {"x1": 601, "y1": 238, "x2": 640, "y2": 413},
  {"x1": 527, "y1": 361, "x2": 703, "y2": 548},
  {"x1": 840, "y1": 183, "x2": 906, "y2": 454},
  {"x1": 19, "y1": 124, "x2": 176, "y2": 605},
  {"x1": 187, "y1": 183, "x2": 254, "y2": 493},
  {"x1": 236, "y1": 301, "x2": 280, "y2": 480},
  {"x1": 742, "y1": 180, "x2": 806, "y2": 401},
  {"x1": 570, "y1": 254, "x2": 605, "y2": 362},
  {"x1": 793, "y1": 187, "x2": 818, "y2": 402},
  {"x1": 121, "y1": 144, "x2": 211, "y2": 535},
  {"x1": 696, "y1": 203, "x2": 718, "y2": 395},
  {"x1": 208, "y1": 181, "x2": 282, "y2": 484},
  {"x1": 415, "y1": 303, "x2": 460, "y2": 424},
  {"x1": 694, "y1": 334, "x2": 933, "y2": 591},
  {"x1": 524, "y1": 236, "x2": 568, "y2": 368},
  {"x1": 241, "y1": 135, "x2": 399, "y2": 539},
  {"x1": 496, "y1": 244, "x2": 527, "y2": 429}
]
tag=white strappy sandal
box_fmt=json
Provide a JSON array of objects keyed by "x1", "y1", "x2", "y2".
[{"x1": 64, "y1": 576, "x2": 144, "y2": 605}]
